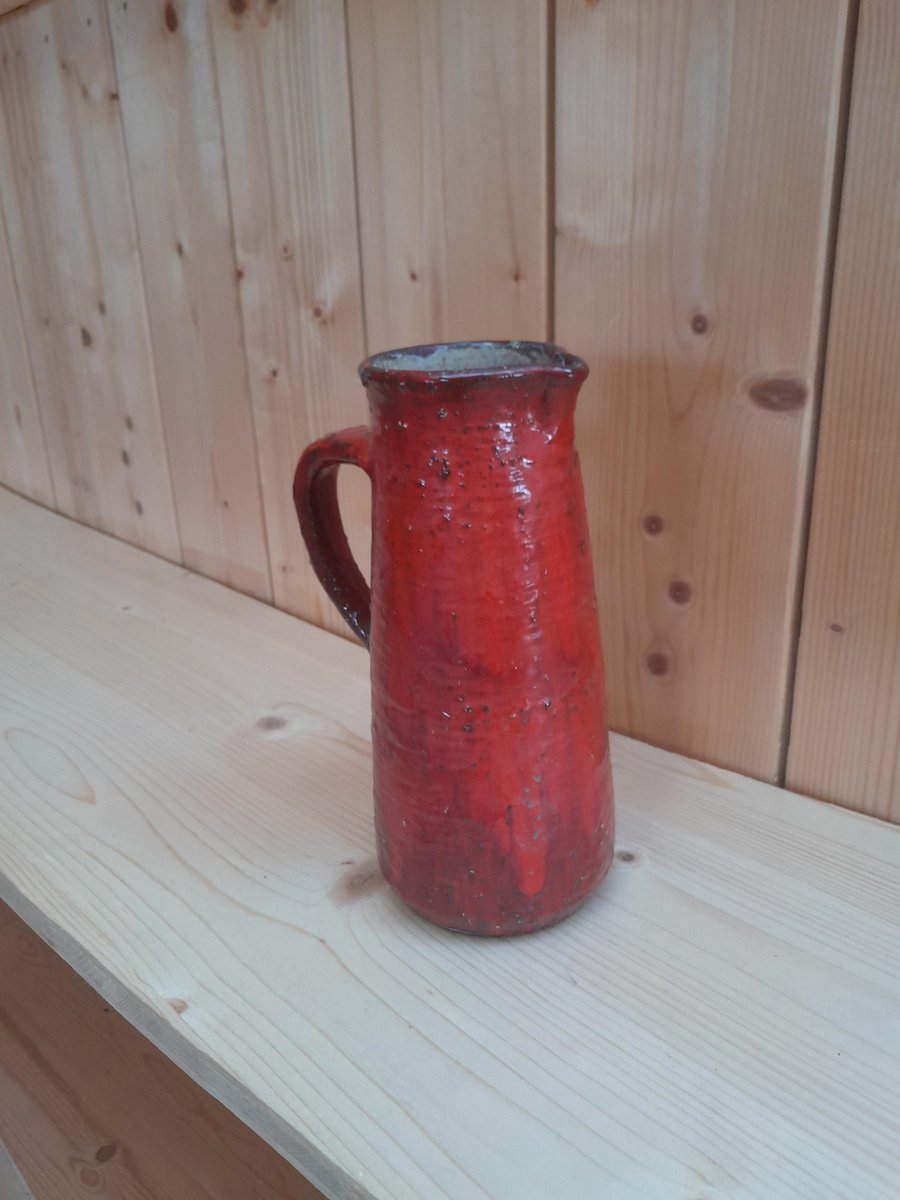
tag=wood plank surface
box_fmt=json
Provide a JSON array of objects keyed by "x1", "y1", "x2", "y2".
[
  {"x1": 555, "y1": 0, "x2": 852, "y2": 780},
  {"x1": 787, "y1": 0, "x2": 900, "y2": 822},
  {"x1": 0, "y1": 199, "x2": 53, "y2": 508},
  {"x1": 347, "y1": 0, "x2": 548, "y2": 350},
  {"x1": 1, "y1": 487, "x2": 898, "y2": 1200},
  {"x1": 0, "y1": 0, "x2": 180, "y2": 559},
  {"x1": 211, "y1": 0, "x2": 368, "y2": 630},
  {"x1": 0, "y1": 1, "x2": 36, "y2": 19},
  {"x1": 0, "y1": 902, "x2": 323, "y2": 1200},
  {"x1": 107, "y1": 0, "x2": 271, "y2": 601}
]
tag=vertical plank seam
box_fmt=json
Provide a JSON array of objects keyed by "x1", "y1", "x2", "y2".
[
  {"x1": 545, "y1": 0, "x2": 556, "y2": 343},
  {"x1": 102, "y1": 0, "x2": 184, "y2": 566},
  {"x1": 0, "y1": 187, "x2": 57, "y2": 511},
  {"x1": 206, "y1": 4, "x2": 275, "y2": 606},
  {"x1": 776, "y1": 0, "x2": 862, "y2": 786},
  {"x1": 342, "y1": 0, "x2": 370, "y2": 357}
]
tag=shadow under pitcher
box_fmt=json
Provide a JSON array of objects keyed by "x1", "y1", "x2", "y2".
[{"x1": 294, "y1": 341, "x2": 614, "y2": 935}]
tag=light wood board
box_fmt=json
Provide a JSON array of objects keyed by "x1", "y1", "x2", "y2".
[
  {"x1": 211, "y1": 0, "x2": 369, "y2": 630},
  {"x1": 0, "y1": 902, "x2": 323, "y2": 1200},
  {"x1": 0, "y1": 0, "x2": 896, "y2": 821},
  {"x1": 554, "y1": 0, "x2": 852, "y2": 781},
  {"x1": 1, "y1": 486, "x2": 898, "y2": 1200},
  {"x1": 0, "y1": 0, "x2": 180, "y2": 559},
  {"x1": 347, "y1": 0, "x2": 549, "y2": 350},
  {"x1": 0, "y1": 1, "x2": 36, "y2": 19},
  {"x1": 107, "y1": 0, "x2": 272, "y2": 602},
  {"x1": 0, "y1": 197, "x2": 52, "y2": 508},
  {"x1": 786, "y1": 0, "x2": 900, "y2": 823}
]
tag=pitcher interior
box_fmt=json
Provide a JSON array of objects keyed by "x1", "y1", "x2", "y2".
[{"x1": 362, "y1": 340, "x2": 587, "y2": 379}]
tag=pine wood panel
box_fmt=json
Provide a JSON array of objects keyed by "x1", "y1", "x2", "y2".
[
  {"x1": 107, "y1": 0, "x2": 271, "y2": 601},
  {"x1": 347, "y1": 0, "x2": 548, "y2": 350},
  {"x1": 0, "y1": 0, "x2": 180, "y2": 559},
  {"x1": 787, "y1": 0, "x2": 900, "y2": 822},
  {"x1": 0, "y1": 903, "x2": 324, "y2": 1199},
  {"x1": 0, "y1": 0, "x2": 897, "y2": 808},
  {"x1": 211, "y1": 0, "x2": 368, "y2": 630},
  {"x1": 2, "y1": 488, "x2": 899, "y2": 1200},
  {"x1": 0, "y1": 200, "x2": 53, "y2": 507},
  {"x1": 555, "y1": 0, "x2": 852, "y2": 781},
  {"x1": 0, "y1": 2, "x2": 34, "y2": 18}
]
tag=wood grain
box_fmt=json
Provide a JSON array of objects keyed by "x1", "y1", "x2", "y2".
[
  {"x1": 347, "y1": 0, "x2": 548, "y2": 350},
  {"x1": 0, "y1": 902, "x2": 324, "y2": 1200},
  {"x1": 211, "y1": 0, "x2": 368, "y2": 630},
  {"x1": 555, "y1": 0, "x2": 852, "y2": 780},
  {"x1": 0, "y1": 0, "x2": 895, "y2": 814},
  {"x1": 0, "y1": 0, "x2": 180, "y2": 559},
  {"x1": 1, "y1": 486, "x2": 898, "y2": 1200},
  {"x1": 107, "y1": 0, "x2": 271, "y2": 601},
  {"x1": 0, "y1": 1, "x2": 36, "y2": 19},
  {"x1": 787, "y1": 0, "x2": 900, "y2": 822},
  {"x1": 0, "y1": 197, "x2": 53, "y2": 507}
]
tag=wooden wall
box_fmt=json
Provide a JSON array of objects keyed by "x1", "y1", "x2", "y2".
[{"x1": 0, "y1": 0, "x2": 897, "y2": 821}]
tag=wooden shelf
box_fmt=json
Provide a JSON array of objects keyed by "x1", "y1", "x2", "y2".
[
  {"x1": 0, "y1": 902, "x2": 323, "y2": 1200},
  {"x1": 1, "y1": 487, "x2": 898, "y2": 1200}
]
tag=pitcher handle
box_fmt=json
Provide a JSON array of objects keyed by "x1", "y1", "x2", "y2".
[{"x1": 293, "y1": 427, "x2": 372, "y2": 648}]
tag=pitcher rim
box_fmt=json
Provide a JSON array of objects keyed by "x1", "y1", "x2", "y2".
[{"x1": 359, "y1": 340, "x2": 588, "y2": 386}]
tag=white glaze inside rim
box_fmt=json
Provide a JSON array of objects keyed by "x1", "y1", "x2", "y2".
[{"x1": 366, "y1": 341, "x2": 581, "y2": 374}]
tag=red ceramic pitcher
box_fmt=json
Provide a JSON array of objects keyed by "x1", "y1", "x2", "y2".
[{"x1": 294, "y1": 341, "x2": 614, "y2": 935}]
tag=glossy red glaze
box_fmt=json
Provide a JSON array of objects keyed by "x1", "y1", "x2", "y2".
[{"x1": 294, "y1": 341, "x2": 614, "y2": 935}]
